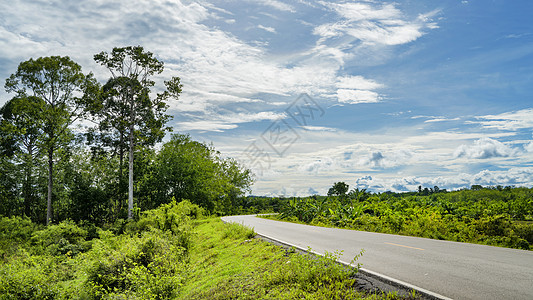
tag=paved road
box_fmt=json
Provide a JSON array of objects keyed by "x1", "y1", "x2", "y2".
[{"x1": 222, "y1": 215, "x2": 533, "y2": 300}]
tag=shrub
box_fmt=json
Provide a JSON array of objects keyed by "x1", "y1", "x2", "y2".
[{"x1": 30, "y1": 220, "x2": 90, "y2": 256}]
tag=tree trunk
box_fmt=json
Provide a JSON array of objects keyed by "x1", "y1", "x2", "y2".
[
  {"x1": 23, "y1": 157, "x2": 32, "y2": 218},
  {"x1": 128, "y1": 124, "x2": 134, "y2": 219},
  {"x1": 47, "y1": 146, "x2": 53, "y2": 225}
]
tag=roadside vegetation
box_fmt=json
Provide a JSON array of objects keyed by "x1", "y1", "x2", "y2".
[
  {"x1": 268, "y1": 183, "x2": 533, "y2": 250},
  {"x1": 0, "y1": 200, "x2": 414, "y2": 299}
]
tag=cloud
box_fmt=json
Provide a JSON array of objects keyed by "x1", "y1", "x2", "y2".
[
  {"x1": 299, "y1": 157, "x2": 335, "y2": 174},
  {"x1": 301, "y1": 125, "x2": 337, "y2": 132},
  {"x1": 358, "y1": 149, "x2": 413, "y2": 168},
  {"x1": 424, "y1": 117, "x2": 460, "y2": 123},
  {"x1": 315, "y1": 1, "x2": 439, "y2": 46},
  {"x1": 257, "y1": 0, "x2": 295, "y2": 12},
  {"x1": 337, "y1": 89, "x2": 381, "y2": 104},
  {"x1": 176, "y1": 111, "x2": 286, "y2": 132},
  {"x1": 354, "y1": 167, "x2": 533, "y2": 192},
  {"x1": 176, "y1": 121, "x2": 238, "y2": 132},
  {"x1": 525, "y1": 141, "x2": 533, "y2": 152},
  {"x1": 335, "y1": 75, "x2": 384, "y2": 104},
  {"x1": 257, "y1": 25, "x2": 276, "y2": 33},
  {"x1": 473, "y1": 108, "x2": 533, "y2": 131},
  {"x1": 453, "y1": 137, "x2": 517, "y2": 159}
]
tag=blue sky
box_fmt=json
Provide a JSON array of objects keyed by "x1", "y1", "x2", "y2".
[{"x1": 1, "y1": 0, "x2": 533, "y2": 196}]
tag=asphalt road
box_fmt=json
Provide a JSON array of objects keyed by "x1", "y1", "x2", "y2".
[{"x1": 222, "y1": 215, "x2": 533, "y2": 300}]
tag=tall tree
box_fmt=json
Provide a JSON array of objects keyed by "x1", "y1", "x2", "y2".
[
  {"x1": 5, "y1": 56, "x2": 97, "y2": 224},
  {"x1": 0, "y1": 97, "x2": 44, "y2": 218},
  {"x1": 93, "y1": 46, "x2": 181, "y2": 219}
]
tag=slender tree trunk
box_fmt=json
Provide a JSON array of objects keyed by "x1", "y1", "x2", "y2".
[
  {"x1": 23, "y1": 157, "x2": 32, "y2": 218},
  {"x1": 128, "y1": 124, "x2": 134, "y2": 219},
  {"x1": 118, "y1": 132, "x2": 124, "y2": 214},
  {"x1": 47, "y1": 146, "x2": 53, "y2": 225}
]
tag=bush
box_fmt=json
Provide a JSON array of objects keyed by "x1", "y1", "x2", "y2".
[
  {"x1": 84, "y1": 230, "x2": 188, "y2": 299},
  {"x1": 0, "y1": 250, "x2": 59, "y2": 299},
  {"x1": 30, "y1": 220, "x2": 91, "y2": 256},
  {"x1": 0, "y1": 216, "x2": 40, "y2": 259}
]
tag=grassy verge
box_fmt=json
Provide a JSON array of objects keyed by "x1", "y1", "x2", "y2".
[
  {"x1": 0, "y1": 202, "x2": 412, "y2": 299},
  {"x1": 180, "y1": 218, "x2": 408, "y2": 299}
]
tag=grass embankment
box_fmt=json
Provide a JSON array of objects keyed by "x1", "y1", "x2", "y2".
[
  {"x1": 0, "y1": 201, "x2": 409, "y2": 299},
  {"x1": 182, "y1": 218, "x2": 400, "y2": 299}
]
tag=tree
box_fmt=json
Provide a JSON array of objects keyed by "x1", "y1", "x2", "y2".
[
  {"x1": 140, "y1": 134, "x2": 252, "y2": 214},
  {"x1": 0, "y1": 97, "x2": 44, "y2": 219},
  {"x1": 93, "y1": 46, "x2": 182, "y2": 219},
  {"x1": 5, "y1": 56, "x2": 97, "y2": 224},
  {"x1": 328, "y1": 182, "x2": 349, "y2": 198}
]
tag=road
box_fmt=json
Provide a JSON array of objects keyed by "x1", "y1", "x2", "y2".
[{"x1": 222, "y1": 215, "x2": 533, "y2": 300}]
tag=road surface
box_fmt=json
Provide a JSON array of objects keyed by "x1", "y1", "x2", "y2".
[{"x1": 222, "y1": 215, "x2": 533, "y2": 300}]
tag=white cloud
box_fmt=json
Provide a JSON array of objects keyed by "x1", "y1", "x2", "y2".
[
  {"x1": 336, "y1": 75, "x2": 384, "y2": 90},
  {"x1": 301, "y1": 125, "x2": 337, "y2": 132},
  {"x1": 257, "y1": 25, "x2": 276, "y2": 33},
  {"x1": 525, "y1": 141, "x2": 533, "y2": 152},
  {"x1": 176, "y1": 111, "x2": 286, "y2": 132},
  {"x1": 315, "y1": 1, "x2": 439, "y2": 46},
  {"x1": 424, "y1": 117, "x2": 460, "y2": 123},
  {"x1": 354, "y1": 167, "x2": 533, "y2": 192},
  {"x1": 453, "y1": 137, "x2": 517, "y2": 159},
  {"x1": 176, "y1": 121, "x2": 238, "y2": 132},
  {"x1": 257, "y1": 0, "x2": 295, "y2": 12},
  {"x1": 473, "y1": 108, "x2": 533, "y2": 131},
  {"x1": 358, "y1": 149, "x2": 413, "y2": 168},
  {"x1": 299, "y1": 157, "x2": 335, "y2": 174},
  {"x1": 337, "y1": 89, "x2": 381, "y2": 104}
]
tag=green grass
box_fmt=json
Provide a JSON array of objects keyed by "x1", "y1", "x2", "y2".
[
  {"x1": 180, "y1": 218, "x2": 405, "y2": 299},
  {"x1": 0, "y1": 203, "x2": 412, "y2": 299}
]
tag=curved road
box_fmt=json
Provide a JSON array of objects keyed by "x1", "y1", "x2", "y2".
[{"x1": 222, "y1": 215, "x2": 533, "y2": 300}]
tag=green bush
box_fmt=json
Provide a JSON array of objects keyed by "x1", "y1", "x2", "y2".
[
  {"x1": 0, "y1": 250, "x2": 59, "y2": 300},
  {"x1": 0, "y1": 216, "x2": 40, "y2": 259},
  {"x1": 84, "y1": 230, "x2": 188, "y2": 299},
  {"x1": 30, "y1": 220, "x2": 90, "y2": 256}
]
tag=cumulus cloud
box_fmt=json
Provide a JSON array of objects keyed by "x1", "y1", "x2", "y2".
[
  {"x1": 358, "y1": 149, "x2": 412, "y2": 168},
  {"x1": 454, "y1": 137, "x2": 517, "y2": 159},
  {"x1": 299, "y1": 157, "x2": 335, "y2": 174},
  {"x1": 354, "y1": 168, "x2": 533, "y2": 192}
]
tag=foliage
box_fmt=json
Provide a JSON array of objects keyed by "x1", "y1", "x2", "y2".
[
  {"x1": 0, "y1": 203, "x2": 405, "y2": 300},
  {"x1": 180, "y1": 218, "x2": 399, "y2": 300},
  {"x1": 139, "y1": 134, "x2": 253, "y2": 215},
  {"x1": 4, "y1": 56, "x2": 98, "y2": 224},
  {"x1": 0, "y1": 200, "x2": 203, "y2": 299},
  {"x1": 277, "y1": 187, "x2": 533, "y2": 250},
  {"x1": 92, "y1": 45, "x2": 181, "y2": 220}
]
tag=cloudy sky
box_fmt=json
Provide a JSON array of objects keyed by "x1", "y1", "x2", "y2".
[{"x1": 1, "y1": 0, "x2": 533, "y2": 196}]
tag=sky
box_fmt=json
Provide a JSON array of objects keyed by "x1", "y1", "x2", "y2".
[{"x1": 1, "y1": 0, "x2": 533, "y2": 196}]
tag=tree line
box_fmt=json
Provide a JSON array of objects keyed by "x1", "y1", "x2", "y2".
[{"x1": 0, "y1": 46, "x2": 252, "y2": 225}]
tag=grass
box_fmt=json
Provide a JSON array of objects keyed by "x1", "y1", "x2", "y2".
[
  {"x1": 180, "y1": 217, "x2": 410, "y2": 299},
  {"x1": 0, "y1": 206, "x2": 415, "y2": 299}
]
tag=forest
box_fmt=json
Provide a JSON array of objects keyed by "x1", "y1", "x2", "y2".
[{"x1": 0, "y1": 46, "x2": 252, "y2": 226}]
